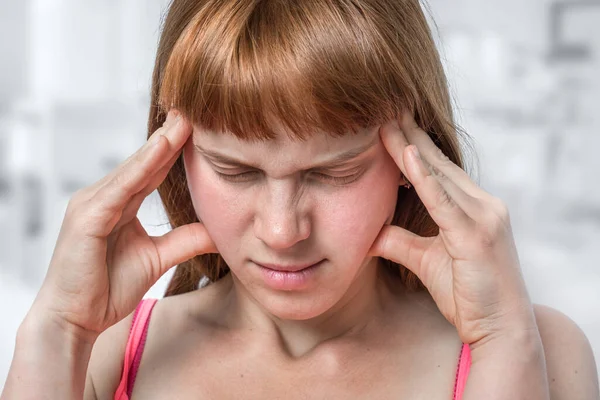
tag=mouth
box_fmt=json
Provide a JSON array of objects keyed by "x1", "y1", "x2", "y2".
[{"x1": 254, "y1": 260, "x2": 324, "y2": 272}]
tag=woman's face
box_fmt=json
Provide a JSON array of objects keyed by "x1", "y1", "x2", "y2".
[{"x1": 183, "y1": 122, "x2": 401, "y2": 320}]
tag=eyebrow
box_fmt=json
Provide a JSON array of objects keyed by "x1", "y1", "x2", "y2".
[{"x1": 194, "y1": 134, "x2": 378, "y2": 170}]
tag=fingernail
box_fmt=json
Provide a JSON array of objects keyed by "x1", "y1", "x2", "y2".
[
  {"x1": 166, "y1": 109, "x2": 180, "y2": 123},
  {"x1": 411, "y1": 145, "x2": 429, "y2": 176},
  {"x1": 411, "y1": 145, "x2": 420, "y2": 159}
]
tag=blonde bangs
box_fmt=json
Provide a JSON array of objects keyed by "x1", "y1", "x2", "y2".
[{"x1": 157, "y1": 0, "x2": 418, "y2": 141}]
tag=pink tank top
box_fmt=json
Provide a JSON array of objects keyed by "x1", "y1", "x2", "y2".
[{"x1": 114, "y1": 298, "x2": 471, "y2": 399}]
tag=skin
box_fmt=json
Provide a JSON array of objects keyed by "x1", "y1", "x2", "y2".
[
  {"x1": 100, "y1": 118, "x2": 467, "y2": 398},
  {"x1": 2, "y1": 110, "x2": 598, "y2": 400},
  {"x1": 181, "y1": 122, "x2": 406, "y2": 356}
]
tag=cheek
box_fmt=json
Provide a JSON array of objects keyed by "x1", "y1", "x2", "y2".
[
  {"x1": 184, "y1": 150, "x2": 246, "y2": 251},
  {"x1": 319, "y1": 161, "x2": 399, "y2": 259}
]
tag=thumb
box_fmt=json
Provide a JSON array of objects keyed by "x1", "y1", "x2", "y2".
[
  {"x1": 151, "y1": 223, "x2": 218, "y2": 275},
  {"x1": 368, "y1": 224, "x2": 431, "y2": 280}
]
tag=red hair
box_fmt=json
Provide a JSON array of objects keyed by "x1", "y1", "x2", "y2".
[{"x1": 145, "y1": 0, "x2": 476, "y2": 296}]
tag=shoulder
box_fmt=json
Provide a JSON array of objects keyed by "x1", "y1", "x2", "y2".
[
  {"x1": 140, "y1": 281, "x2": 230, "y2": 358},
  {"x1": 85, "y1": 294, "x2": 199, "y2": 398},
  {"x1": 87, "y1": 278, "x2": 231, "y2": 391},
  {"x1": 532, "y1": 303, "x2": 599, "y2": 399},
  {"x1": 148, "y1": 276, "x2": 232, "y2": 336}
]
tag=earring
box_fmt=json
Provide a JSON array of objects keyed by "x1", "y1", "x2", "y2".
[{"x1": 400, "y1": 172, "x2": 412, "y2": 189}]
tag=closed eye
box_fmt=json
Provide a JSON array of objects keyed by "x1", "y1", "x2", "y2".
[
  {"x1": 214, "y1": 170, "x2": 363, "y2": 186},
  {"x1": 309, "y1": 172, "x2": 363, "y2": 185},
  {"x1": 215, "y1": 170, "x2": 260, "y2": 183}
]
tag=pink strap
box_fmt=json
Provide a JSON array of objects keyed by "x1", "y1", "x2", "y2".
[
  {"x1": 112, "y1": 299, "x2": 469, "y2": 399},
  {"x1": 453, "y1": 343, "x2": 471, "y2": 400},
  {"x1": 113, "y1": 298, "x2": 158, "y2": 400}
]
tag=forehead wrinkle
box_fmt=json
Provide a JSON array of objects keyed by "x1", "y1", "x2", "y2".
[
  {"x1": 314, "y1": 133, "x2": 379, "y2": 168},
  {"x1": 193, "y1": 126, "x2": 380, "y2": 171}
]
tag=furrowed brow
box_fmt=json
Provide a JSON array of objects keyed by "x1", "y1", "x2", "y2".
[
  {"x1": 314, "y1": 135, "x2": 378, "y2": 168},
  {"x1": 194, "y1": 134, "x2": 378, "y2": 170},
  {"x1": 193, "y1": 145, "x2": 260, "y2": 168}
]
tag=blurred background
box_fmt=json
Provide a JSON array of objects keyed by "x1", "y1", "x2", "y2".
[{"x1": 0, "y1": 0, "x2": 598, "y2": 389}]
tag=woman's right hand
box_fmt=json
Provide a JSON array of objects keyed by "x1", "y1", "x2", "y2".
[{"x1": 29, "y1": 109, "x2": 217, "y2": 339}]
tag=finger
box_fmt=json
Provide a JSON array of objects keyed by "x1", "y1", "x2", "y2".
[
  {"x1": 397, "y1": 111, "x2": 488, "y2": 199},
  {"x1": 380, "y1": 115, "x2": 489, "y2": 222},
  {"x1": 379, "y1": 119, "x2": 411, "y2": 177},
  {"x1": 405, "y1": 144, "x2": 479, "y2": 232},
  {"x1": 151, "y1": 223, "x2": 218, "y2": 276},
  {"x1": 80, "y1": 110, "x2": 180, "y2": 202},
  {"x1": 370, "y1": 224, "x2": 456, "y2": 315},
  {"x1": 113, "y1": 150, "x2": 182, "y2": 232},
  {"x1": 89, "y1": 109, "x2": 182, "y2": 196},
  {"x1": 369, "y1": 224, "x2": 432, "y2": 273},
  {"x1": 89, "y1": 113, "x2": 191, "y2": 236}
]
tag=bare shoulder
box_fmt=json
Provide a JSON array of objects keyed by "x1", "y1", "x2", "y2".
[
  {"x1": 151, "y1": 276, "x2": 233, "y2": 335},
  {"x1": 533, "y1": 303, "x2": 600, "y2": 399},
  {"x1": 85, "y1": 310, "x2": 135, "y2": 399},
  {"x1": 84, "y1": 284, "x2": 223, "y2": 399}
]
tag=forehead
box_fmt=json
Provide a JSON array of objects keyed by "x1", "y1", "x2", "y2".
[{"x1": 192, "y1": 124, "x2": 379, "y2": 154}]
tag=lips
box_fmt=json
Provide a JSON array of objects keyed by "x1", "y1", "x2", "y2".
[{"x1": 255, "y1": 260, "x2": 322, "y2": 272}]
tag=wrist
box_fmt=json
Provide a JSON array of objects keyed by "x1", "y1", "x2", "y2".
[
  {"x1": 470, "y1": 299, "x2": 539, "y2": 348},
  {"x1": 464, "y1": 319, "x2": 549, "y2": 400},
  {"x1": 19, "y1": 305, "x2": 98, "y2": 349},
  {"x1": 470, "y1": 324, "x2": 544, "y2": 361},
  {"x1": 3, "y1": 307, "x2": 96, "y2": 400}
]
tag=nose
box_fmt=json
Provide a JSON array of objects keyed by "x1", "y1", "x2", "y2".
[{"x1": 253, "y1": 181, "x2": 311, "y2": 250}]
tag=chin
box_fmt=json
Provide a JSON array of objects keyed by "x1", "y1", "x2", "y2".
[{"x1": 256, "y1": 289, "x2": 342, "y2": 321}]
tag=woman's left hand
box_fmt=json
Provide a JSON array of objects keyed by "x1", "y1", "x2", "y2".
[{"x1": 369, "y1": 111, "x2": 537, "y2": 346}]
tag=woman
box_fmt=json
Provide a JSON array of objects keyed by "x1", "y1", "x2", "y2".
[{"x1": 2, "y1": 0, "x2": 598, "y2": 399}]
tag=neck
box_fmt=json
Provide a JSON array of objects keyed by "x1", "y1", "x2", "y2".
[{"x1": 221, "y1": 257, "x2": 401, "y2": 358}]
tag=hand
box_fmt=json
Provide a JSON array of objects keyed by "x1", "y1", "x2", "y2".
[
  {"x1": 369, "y1": 111, "x2": 535, "y2": 346},
  {"x1": 31, "y1": 110, "x2": 217, "y2": 339}
]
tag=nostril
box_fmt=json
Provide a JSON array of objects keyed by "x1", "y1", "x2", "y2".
[{"x1": 254, "y1": 215, "x2": 310, "y2": 250}]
